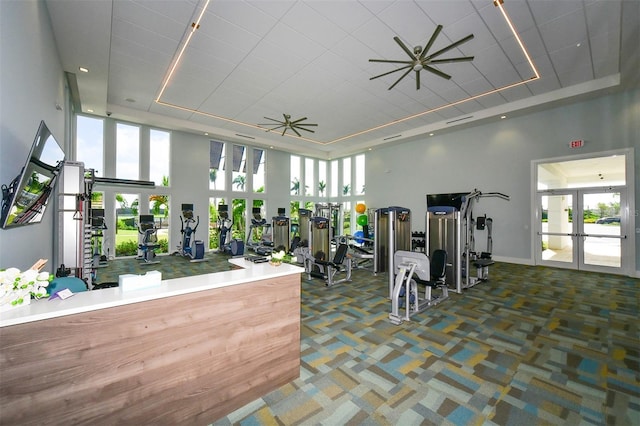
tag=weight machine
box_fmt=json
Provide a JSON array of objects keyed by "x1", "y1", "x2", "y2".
[
  {"x1": 426, "y1": 190, "x2": 509, "y2": 293},
  {"x1": 374, "y1": 206, "x2": 412, "y2": 297},
  {"x1": 304, "y1": 216, "x2": 352, "y2": 287},
  {"x1": 272, "y1": 207, "x2": 290, "y2": 253},
  {"x1": 389, "y1": 250, "x2": 448, "y2": 325}
]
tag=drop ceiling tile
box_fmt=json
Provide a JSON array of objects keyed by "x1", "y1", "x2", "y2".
[
  {"x1": 376, "y1": 1, "x2": 433, "y2": 43},
  {"x1": 130, "y1": 0, "x2": 197, "y2": 25},
  {"x1": 306, "y1": 1, "x2": 374, "y2": 33},
  {"x1": 246, "y1": 0, "x2": 296, "y2": 20},
  {"x1": 538, "y1": 8, "x2": 588, "y2": 52},
  {"x1": 260, "y1": 22, "x2": 325, "y2": 63},
  {"x1": 586, "y1": 0, "x2": 621, "y2": 38},
  {"x1": 279, "y1": 3, "x2": 348, "y2": 49},
  {"x1": 207, "y1": 0, "x2": 278, "y2": 37},
  {"x1": 528, "y1": 0, "x2": 583, "y2": 25},
  {"x1": 111, "y1": 17, "x2": 179, "y2": 56},
  {"x1": 548, "y1": 43, "x2": 593, "y2": 78},
  {"x1": 416, "y1": 0, "x2": 476, "y2": 27}
]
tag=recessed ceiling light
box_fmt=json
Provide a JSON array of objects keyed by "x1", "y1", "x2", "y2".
[
  {"x1": 576, "y1": 43, "x2": 581, "y2": 47},
  {"x1": 87, "y1": 109, "x2": 94, "y2": 113},
  {"x1": 204, "y1": 132, "x2": 209, "y2": 136},
  {"x1": 79, "y1": 66, "x2": 89, "y2": 73},
  {"x1": 269, "y1": 146, "x2": 274, "y2": 149},
  {"x1": 501, "y1": 115, "x2": 507, "y2": 119},
  {"x1": 429, "y1": 133, "x2": 434, "y2": 136}
]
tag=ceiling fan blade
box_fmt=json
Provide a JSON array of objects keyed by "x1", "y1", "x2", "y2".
[
  {"x1": 290, "y1": 117, "x2": 308, "y2": 124},
  {"x1": 420, "y1": 24, "x2": 443, "y2": 59},
  {"x1": 295, "y1": 126, "x2": 315, "y2": 133},
  {"x1": 281, "y1": 127, "x2": 288, "y2": 136},
  {"x1": 429, "y1": 56, "x2": 474, "y2": 64},
  {"x1": 369, "y1": 59, "x2": 413, "y2": 64},
  {"x1": 370, "y1": 65, "x2": 412, "y2": 81},
  {"x1": 262, "y1": 116, "x2": 282, "y2": 123},
  {"x1": 263, "y1": 124, "x2": 286, "y2": 131},
  {"x1": 388, "y1": 67, "x2": 413, "y2": 90},
  {"x1": 416, "y1": 69, "x2": 421, "y2": 90},
  {"x1": 393, "y1": 36, "x2": 417, "y2": 59},
  {"x1": 295, "y1": 123, "x2": 318, "y2": 127},
  {"x1": 423, "y1": 65, "x2": 451, "y2": 80},
  {"x1": 425, "y1": 34, "x2": 474, "y2": 61},
  {"x1": 291, "y1": 127, "x2": 302, "y2": 137}
]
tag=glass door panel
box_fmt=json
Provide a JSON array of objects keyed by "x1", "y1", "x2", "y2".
[
  {"x1": 581, "y1": 190, "x2": 622, "y2": 269},
  {"x1": 539, "y1": 193, "x2": 575, "y2": 265}
]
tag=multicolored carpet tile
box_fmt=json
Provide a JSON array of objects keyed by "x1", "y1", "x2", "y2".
[{"x1": 98, "y1": 255, "x2": 639, "y2": 425}]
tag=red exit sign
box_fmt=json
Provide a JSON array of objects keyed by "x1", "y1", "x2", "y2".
[{"x1": 569, "y1": 139, "x2": 584, "y2": 148}]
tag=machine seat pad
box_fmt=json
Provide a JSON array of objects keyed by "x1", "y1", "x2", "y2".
[
  {"x1": 413, "y1": 276, "x2": 442, "y2": 288},
  {"x1": 474, "y1": 259, "x2": 495, "y2": 267}
]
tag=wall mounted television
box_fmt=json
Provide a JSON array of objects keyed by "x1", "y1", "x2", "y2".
[{"x1": 1, "y1": 120, "x2": 65, "y2": 229}]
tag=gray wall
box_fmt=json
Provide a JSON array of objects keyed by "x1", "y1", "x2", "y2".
[
  {"x1": 367, "y1": 89, "x2": 639, "y2": 273},
  {"x1": 0, "y1": 0, "x2": 67, "y2": 270}
]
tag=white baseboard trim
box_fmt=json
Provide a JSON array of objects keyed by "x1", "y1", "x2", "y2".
[{"x1": 492, "y1": 256, "x2": 535, "y2": 266}]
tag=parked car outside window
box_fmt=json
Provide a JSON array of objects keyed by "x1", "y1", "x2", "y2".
[{"x1": 596, "y1": 217, "x2": 620, "y2": 224}]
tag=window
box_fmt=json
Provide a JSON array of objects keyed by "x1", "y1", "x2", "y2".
[
  {"x1": 355, "y1": 154, "x2": 365, "y2": 195},
  {"x1": 290, "y1": 155, "x2": 301, "y2": 196},
  {"x1": 116, "y1": 123, "x2": 140, "y2": 180},
  {"x1": 252, "y1": 148, "x2": 265, "y2": 193},
  {"x1": 209, "y1": 140, "x2": 226, "y2": 190},
  {"x1": 209, "y1": 197, "x2": 225, "y2": 250},
  {"x1": 318, "y1": 160, "x2": 327, "y2": 197},
  {"x1": 76, "y1": 115, "x2": 104, "y2": 176},
  {"x1": 114, "y1": 193, "x2": 139, "y2": 257},
  {"x1": 232, "y1": 198, "x2": 246, "y2": 241},
  {"x1": 305, "y1": 158, "x2": 314, "y2": 196},
  {"x1": 342, "y1": 158, "x2": 351, "y2": 196},
  {"x1": 150, "y1": 129, "x2": 170, "y2": 186},
  {"x1": 232, "y1": 144, "x2": 247, "y2": 192},
  {"x1": 330, "y1": 160, "x2": 338, "y2": 197},
  {"x1": 149, "y1": 194, "x2": 170, "y2": 254}
]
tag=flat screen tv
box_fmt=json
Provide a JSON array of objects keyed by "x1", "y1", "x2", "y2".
[
  {"x1": 426, "y1": 192, "x2": 467, "y2": 211},
  {"x1": 1, "y1": 121, "x2": 65, "y2": 228}
]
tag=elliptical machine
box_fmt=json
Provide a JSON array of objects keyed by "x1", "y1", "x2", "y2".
[
  {"x1": 173, "y1": 203, "x2": 206, "y2": 262},
  {"x1": 137, "y1": 214, "x2": 160, "y2": 265},
  {"x1": 217, "y1": 204, "x2": 244, "y2": 256}
]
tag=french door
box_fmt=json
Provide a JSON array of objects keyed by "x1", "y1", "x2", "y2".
[{"x1": 537, "y1": 187, "x2": 626, "y2": 273}]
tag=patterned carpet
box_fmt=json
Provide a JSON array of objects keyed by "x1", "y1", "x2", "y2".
[{"x1": 98, "y1": 255, "x2": 639, "y2": 425}]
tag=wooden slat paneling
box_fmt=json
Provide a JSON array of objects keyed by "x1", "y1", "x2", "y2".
[{"x1": 0, "y1": 274, "x2": 301, "y2": 425}]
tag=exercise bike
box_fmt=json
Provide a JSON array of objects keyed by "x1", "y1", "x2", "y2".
[{"x1": 173, "y1": 203, "x2": 206, "y2": 262}]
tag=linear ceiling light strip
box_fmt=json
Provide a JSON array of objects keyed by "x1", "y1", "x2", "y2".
[
  {"x1": 494, "y1": 0, "x2": 540, "y2": 79},
  {"x1": 155, "y1": 0, "x2": 211, "y2": 102}
]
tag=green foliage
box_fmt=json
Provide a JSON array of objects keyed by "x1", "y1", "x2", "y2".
[
  {"x1": 117, "y1": 218, "x2": 137, "y2": 230},
  {"x1": 115, "y1": 240, "x2": 138, "y2": 256}
]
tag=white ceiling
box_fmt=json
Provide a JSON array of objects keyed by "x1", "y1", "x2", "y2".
[{"x1": 46, "y1": 0, "x2": 639, "y2": 159}]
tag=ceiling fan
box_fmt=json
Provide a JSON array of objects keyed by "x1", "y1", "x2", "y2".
[
  {"x1": 369, "y1": 25, "x2": 474, "y2": 90},
  {"x1": 258, "y1": 114, "x2": 318, "y2": 137}
]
